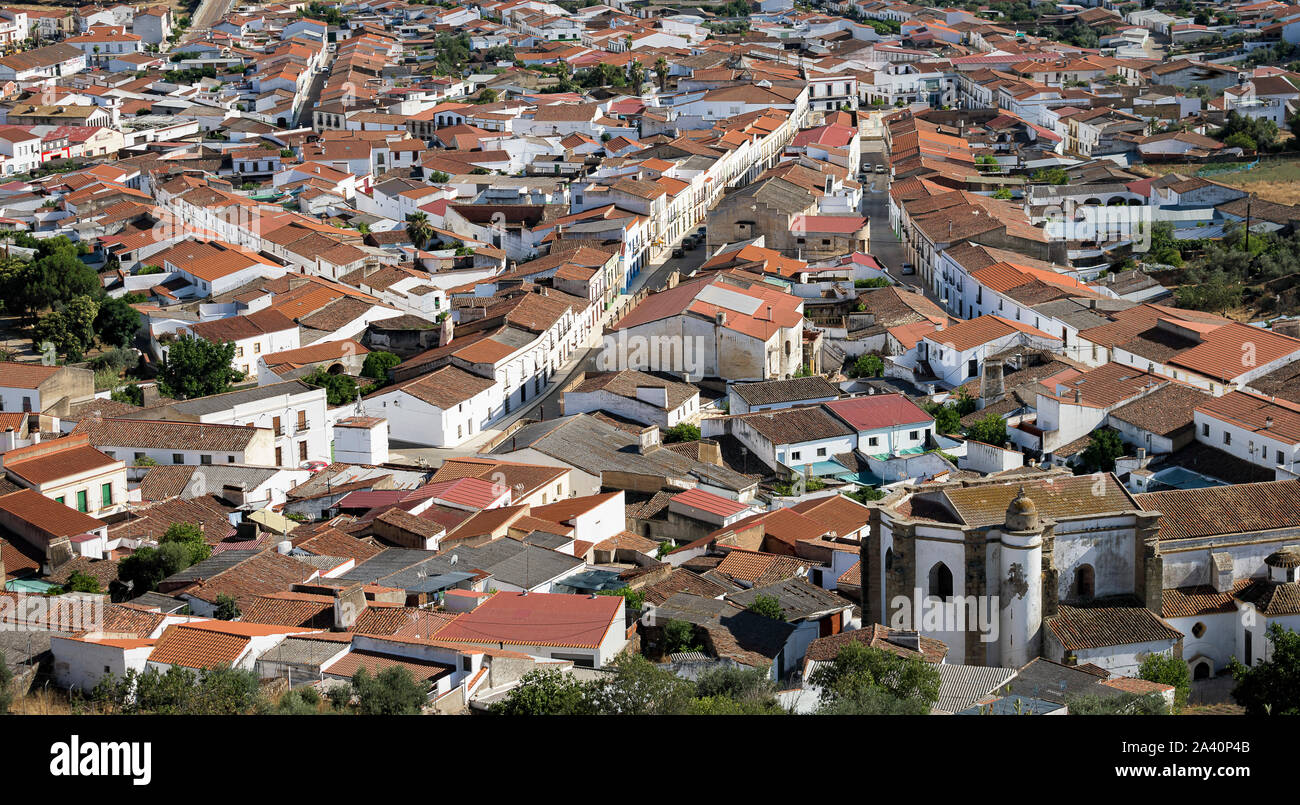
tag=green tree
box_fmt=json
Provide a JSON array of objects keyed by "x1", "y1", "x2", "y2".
[
  {"x1": 302, "y1": 366, "x2": 359, "y2": 406},
  {"x1": 1138, "y1": 652, "x2": 1190, "y2": 712},
  {"x1": 1064, "y1": 692, "x2": 1169, "y2": 714},
  {"x1": 361, "y1": 350, "x2": 400, "y2": 380},
  {"x1": 1031, "y1": 167, "x2": 1070, "y2": 185},
  {"x1": 350, "y1": 666, "x2": 429, "y2": 715},
  {"x1": 663, "y1": 422, "x2": 701, "y2": 443},
  {"x1": 965, "y1": 412, "x2": 1007, "y2": 446},
  {"x1": 628, "y1": 58, "x2": 645, "y2": 89},
  {"x1": 1228, "y1": 622, "x2": 1300, "y2": 715},
  {"x1": 112, "y1": 542, "x2": 192, "y2": 600},
  {"x1": 214, "y1": 594, "x2": 241, "y2": 621},
  {"x1": 1224, "y1": 131, "x2": 1257, "y2": 152},
  {"x1": 65, "y1": 570, "x2": 101, "y2": 594},
  {"x1": 161, "y1": 522, "x2": 212, "y2": 565},
  {"x1": 405, "y1": 211, "x2": 434, "y2": 249},
  {"x1": 747, "y1": 594, "x2": 785, "y2": 620},
  {"x1": 475, "y1": 88, "x2": 499, "y2": 104},
  {"x1": 663, "y1": 618, "x2": 701, "y2": 654},
  {"x1": 597, "y1": 586, "x2": 644, "y2": 610},
  {"x1": 34, "y1": 294, "x2": 99, "y2": 357},
  {"x1": 428, "y1": 170, "x2": 451, "y2": 183},
  {"x1": 490, "y1": 668, "x2": 593, "y2": 715},
  {"x1": 654, "y1": 55, "x2": 669, "y2": 91},
  {"x1": 1174, "y1": 269, "x2": 1242, "y2": 313},
  {"x1": 1077, "y1": 428, "x2": 1125, "y2": 473},
  {"x1": 925, "y1": 400, "x2": 961, "y2": 434},
  {"x1": 582, "y1": 654, "x2": 694, "y2": 715},
  {"x1": 851, "y1": 353, "x2": 884, "y2": 378},
  {"x1": 91, "y1": 665, "x2": 264, "y2": 714},
  {"x1": 95, "y1": 295, "x2": 142, "y2": 347},
  {"x1": 808, "y1": 641, "x2": 940, "y2": 714},
  {"x1": 158, "y1": 334, "x2": 239, "y2": 399}
]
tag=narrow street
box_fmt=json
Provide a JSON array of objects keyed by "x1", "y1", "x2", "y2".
[{"x1": 189, "y1": 0, "x2": 233, "y2": 33}]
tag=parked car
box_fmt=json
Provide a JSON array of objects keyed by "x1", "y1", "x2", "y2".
[
  {"x1": 874, "y1": 164, "x2": 886, "y2": 174},
  {"x1": 697, "y1": 226, "x2": 706, "y2": 237},
  {"x1": 673, "y1": 247, "x2": 685, "y2": 258},
  {"x1": 901, "y1": 262, "x2": 915, "y2": 274}
]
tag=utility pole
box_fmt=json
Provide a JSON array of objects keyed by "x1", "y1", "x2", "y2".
[{"x1": 1245, "y1": 193, "x2": 1253, "y2": 252}]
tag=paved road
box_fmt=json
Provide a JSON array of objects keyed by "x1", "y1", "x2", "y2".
[
  {"x1": 296, "y1": 61, "x2": 329, "y2": 128},
  {"x1": 190, "y1": 0, "x2": 233, "y2": 32},
  {"x1": 859, "y1": 144, "x2": 942, "y2": 305}
]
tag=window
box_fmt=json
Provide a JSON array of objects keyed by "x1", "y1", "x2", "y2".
[
  {"x1": 817, "y1": 447, "x2": 826, "y2": 457},
  {"x1": 1224, "y1": 431, "x2": 1231, "y2": 446},
  {"x1": 299, "y1": 442, "x2": 308, "y2": 461},
  {"x1": 101, "y1": 483, "x2": 112, "y2": 507},
  {"x1": 76, "y1": 490, "x2": 88, "y2": 513},
  {"x1": 254, "y1": 342, "x2": 261, "y2": 354},
  {"x1": 1202, "y1": 423, "x2": 1210, "y2": 437},
  {"x1": 927, "y1": 562, "x2": 953, "y2": 601},
  {"x1": 1245, "y1": 630, "x2": 1253, "y2": 665},
  {"x1": 275, "y1": 446, "x2": 283, "y2": 465},
  {"x1": 56, "y1": 496, "x2": 65, "y2": 505},
  {"x1": 228, "y1": 455, "x2": 236, "y2": 463},
  {"x1": 1280, "y1": 450, "x2": 1286, "y2": 464},
  {"x1": 1191, "y1": 622, "x2": 1206, "y2": 638},
  {"x1": 869, "y1": 436, "x2": 879, "y2": 447},
  {"x1": 135, "y1": 452, "x2": 144, "y2": 461},
  {"x1": 236, "y1": 346, "x2": 244, "y2": 358},
  {"x1": 200, "y1": 455, "x2": 212, "y2": 465},
  {"x1": 790, "y1": 450, "x2": 801, "y2": 461},
  {"x1": 1075, "y1": 564, "x2": 1095, "y2": 600},
  {"x1": 297, "y1": 410, "x2": 307, "y2": 430},
  {"x1": 273, "y1": 416, "x2": 283, "y2": 436},
  {"x1": 172, "y1": 453, "x2": 183, "y2": 464},
  {"x1": 909, "y1": 431, "x2": 919, "y2": 441}
]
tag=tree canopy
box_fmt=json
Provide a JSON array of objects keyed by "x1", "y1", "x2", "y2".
[
  {"x1": 158, "y1": 334, "x2": 240, "y2": 399},
  {"x1": 1229, "y1": 623, "x2": 1300, "y2": 715}
]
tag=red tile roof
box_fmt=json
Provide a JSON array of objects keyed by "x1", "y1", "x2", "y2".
[
  {"x1": 670, "y1": 487, "x2": 751, "y2": 518},
  {"x1": 823, "y1": 393, "x2": 933, "y2": 431},
  {"x1": 434, "y1": 591, "x2": 621, "y2": 649}
]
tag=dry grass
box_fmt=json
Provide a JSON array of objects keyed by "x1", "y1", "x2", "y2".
[
  {"x1": 7, "y1": 0, "x2": 191, "y2": 13},
  {"x1": 1181, "y1": 702, "x2": 1246, "y2": 715},
  {"x1": 10, "y1": 685, "x2": 75, "y2": 715},
  {"x1": 1132, "y1": 158, "x2": 1300, "y2": 206}
]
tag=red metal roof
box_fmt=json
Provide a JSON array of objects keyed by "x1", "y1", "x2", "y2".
[
  {"x1": 824, "y1": 393, "x2": 933, "y2": 432},
  {"x1": 670, "y1": 487, "x2": 750, "y2": 518}
]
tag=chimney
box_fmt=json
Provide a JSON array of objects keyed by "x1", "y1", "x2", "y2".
[
  {"x1": 1266, "y1": 416, "x2": 1275, "y2": 429},
  {"x1": 1074, "y1": 388, "x2": 1082, "y2": 404},
  {"x1": 1136, "y1": 447, "x2": 1146, "y2": 462},
  {"x1": 635, "y1": 385, "x2": 669, "y2": 408},
  {"x1": 332, "y1": 582, "x2": 367, "y2": 630},
  {"x1": 715, "y1": 311, "x2": 727, "y2": 326},
  {"x1": 221, "y1": 482, "x2": 247, "y2": 507},
  {"x1": 697, "y1": 438, "x2": 722, "y2": 466},
  {"x1": 141, "y1": 384, "x2": 160, "y2": 406},
  {"x1": 637, "y1": 425, "x2": 660, "y2": 454},
  {"x1": 439, "y1": 314, "x2": 454, "y2": 346},
  {"x1": 890, "y1": 630, "x2": 921, "y2": 652},
  {"x1": 980, "y1": 358, "x2": 1004, "y2": 408}
]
